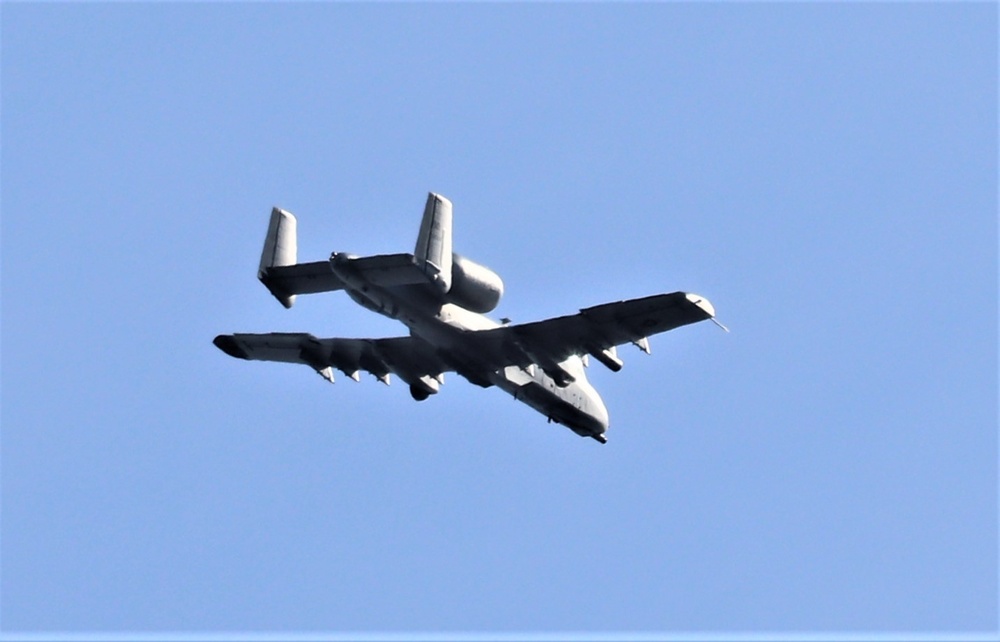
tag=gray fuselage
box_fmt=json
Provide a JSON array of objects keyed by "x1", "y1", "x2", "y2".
[{"x1": 331, "y1": 255, "x2": 610, "y2": 441}]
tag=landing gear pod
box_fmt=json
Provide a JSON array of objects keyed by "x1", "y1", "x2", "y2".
[{"x1": 409, "y1": 375, "x2": 441, "y2": 401}]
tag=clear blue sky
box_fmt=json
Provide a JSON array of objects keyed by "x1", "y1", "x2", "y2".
[{"x1": 2, "y1": 3, "x2": 996, "y2": 637}]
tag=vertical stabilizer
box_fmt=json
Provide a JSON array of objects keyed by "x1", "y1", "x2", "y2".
[
  {"x1": 258, "y1": 207, "x2": 298, "y2": 308},
  {"x1": 414, "y1": 193, "x2": 453, "y2": 292}
]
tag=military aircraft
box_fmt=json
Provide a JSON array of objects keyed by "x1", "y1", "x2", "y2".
[{"x1": 214, "y1": 193, "x2": 720, "y2": 443}]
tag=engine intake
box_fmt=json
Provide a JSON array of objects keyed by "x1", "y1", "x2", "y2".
[{"x1": 447, "y1": 253, "x2": 504, "y2": 313}]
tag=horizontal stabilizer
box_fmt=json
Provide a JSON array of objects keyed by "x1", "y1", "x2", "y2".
[
  {"x1": 257, "y1": 207, "x2": 347, "y2": 308},
  {"x1": 331, "y1": 253, "x2": 431, "y2": 288},
  {"x1": 260, "y1": 261, "x2": 345, "y2": 305}
]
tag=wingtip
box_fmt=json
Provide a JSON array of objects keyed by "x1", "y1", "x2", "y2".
[
  {"x1": 213, "y1": 335, "x2": 249, "y2": 360},
  {"x1": 684, "y1": 293, "x2": 729, "y2": 331},
  {"x1": 684, "y1": 292, "x2": 716, "y2": 319}
]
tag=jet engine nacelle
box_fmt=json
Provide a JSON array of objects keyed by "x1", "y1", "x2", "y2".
[{"x1": 446, "y1": 253, "x2": 504, "y2": 313}]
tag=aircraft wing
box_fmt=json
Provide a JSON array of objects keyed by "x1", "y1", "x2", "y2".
[
  {"x1": 213, "y1": 332, "x2": 450, "y2": 390},
  {"x1": 259, "y1": 254, "x2": 432, "y2": 308},
  {"x1": 466, "y1": 292, "x2": 716, "y2": 372}
]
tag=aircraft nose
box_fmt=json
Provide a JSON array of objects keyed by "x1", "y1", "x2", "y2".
[
  {"x1": 596, "y1": 398, "x2": 609, "y2": 430},
  {"x1": 569, "y1": 387, "x2": 610, "y2": 441},
  {"x1": 589, "y1": 401, "x2": 610, "y2": 443},
  {"x1": 590, "y1": 393, "x2": 610, "y2": 434}
]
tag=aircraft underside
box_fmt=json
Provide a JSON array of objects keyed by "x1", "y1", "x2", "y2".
[{"x1": 214, "y1": 193, "x2": 719, "y2": 444}]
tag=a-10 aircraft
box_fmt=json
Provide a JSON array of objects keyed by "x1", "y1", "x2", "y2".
[{"x1": 214, "y1": 193, "x2": 720, "y2": 443}]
